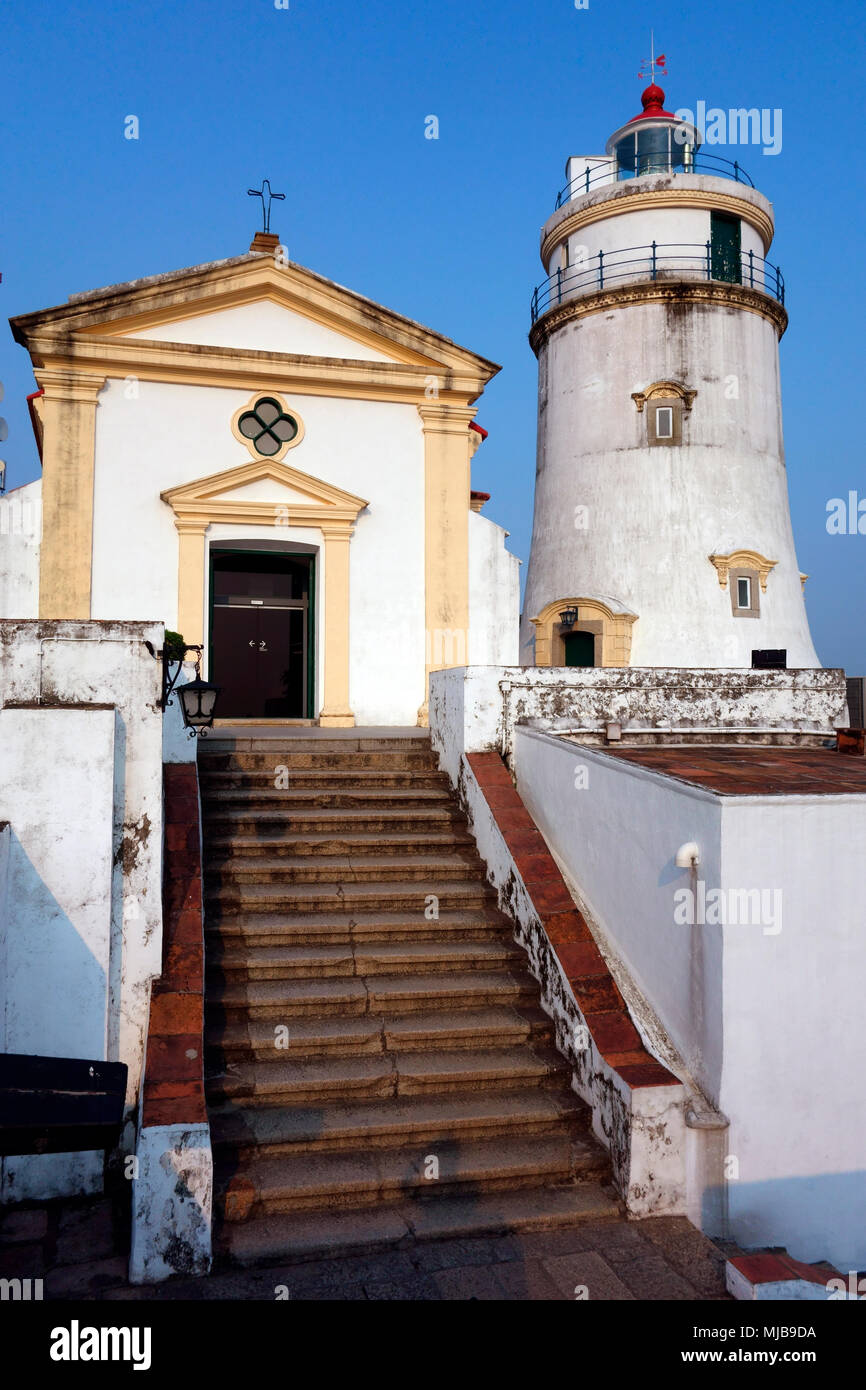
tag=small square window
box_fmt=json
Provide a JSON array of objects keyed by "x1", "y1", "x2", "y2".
[
  {"x1": 737, "y1": 576, "x2": 751, "y2": 609},
  {"x1": 655, "y1": 406, "x2": 674, "y2": 439}
]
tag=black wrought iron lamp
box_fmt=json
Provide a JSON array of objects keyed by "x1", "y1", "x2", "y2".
[
  {"x1": 146, "y1": 639, "x2": 221, "y2": 737},
  {"x1": 177, "y1": 673, "x2": 221, "y2": 735},
  {"x1": 559, "y1": 607, "x2": 579, "y2": 628}
]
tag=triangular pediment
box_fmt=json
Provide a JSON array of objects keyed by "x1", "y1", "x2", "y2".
[
  {"x1": 119, "y1": 298, "x2": 399, "y2": 363},
  {"x1": 11, "y1": 254, "x2": 500, "y2": 383},
  {"x1": 161, "y1": 458, "x2": 368, "y2": 532}
]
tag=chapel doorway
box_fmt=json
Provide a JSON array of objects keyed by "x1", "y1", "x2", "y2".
[{"x1": 209, "y1": 550, "x2": 315, "y2": 718}]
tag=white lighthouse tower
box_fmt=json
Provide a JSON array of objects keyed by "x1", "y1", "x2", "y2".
[{"x1": 520, "y1": 53, "x2": 820, "y2": 672}]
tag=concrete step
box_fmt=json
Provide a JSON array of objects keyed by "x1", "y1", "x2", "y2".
[
  {"x1": 209, "y1": 1087, "x2": 588, "y2": 1158},
  {"x1": 205, "y1": 879, "x2": 498, "y2": 915},
  {"x1": 205, "y1": 856, "x2": 483, "y2": 889},
  {"x1": 217, "y1": 1183, "x2": 622, "y2": 1266},
  {"x1": 206, "y1": 1004, "x2": 555, "y2": 1061},
  {"x1": 200, "y1": 751, "x2": 439, "y2": 773},
  {"x1": 202, "y1": 731, "x2": 430, "y2": 753},
  {"x1": 207, "y1": 968, "x2": 540, "y2": 1020},
  {"x1": 215, "y1": 1132, "x2": 608, "y2": 1219},
  {"x1": 206, "y1": 1044, "x2": 570, "y2": 1107},
  {"x1": 207, "y1": 939, "x2": 523, "y2": 982},
  {"x1": 200, "y1": 768, "x2": 450, "y2": 791},
  {"x1": 199, "y1": 734, "x2": 617, "y2": 1269},
  {"x1": 204, "y1": 854, "x2": 485, "y2": 887},
  {"x1": 202, "y1": 807, "x2": 468, "y2": 836},
  {"x1": 201, "y1": 787, "x2": 456, "y2": 810},
  {"x1": 203, "y1": 830, "x2": 475, "y2": 859},
  {"x1": 204, "y1": 907, "x2": 512, "y2": 946}
]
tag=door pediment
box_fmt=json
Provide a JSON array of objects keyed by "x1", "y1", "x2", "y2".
[{"x1": 161, "y1": 458, "x2": 368, "y2": 534}]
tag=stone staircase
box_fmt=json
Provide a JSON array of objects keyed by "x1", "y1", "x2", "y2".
[{"x1": 199, "y1": 730, "x2": 619, "y2": 1265}]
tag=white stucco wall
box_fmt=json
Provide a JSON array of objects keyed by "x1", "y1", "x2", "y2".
[
  {"x1": 90, "y1": 378, "x2": 427, "y2": 725},
  {"x1": 511, "y1": 726, "x2": 866, "y2": 1270},
  {"x1": 718, "y1": 796, "x2": 866, "y2": 1266},
  {"x1": 549, "y1": 207, "x2": 765, "y2": 284},
  {"x1": 512, "y1": 730, "x2": 726, "y2": 1100},
  {"x1": 467, "y1": 510, "x2": 520, "y2": 666},
  {"x1": 0, "y1": 481, "x2": 41, "y2": 619},
  {"x1": 0, "y1": 621, "x2": 165, "y2": 1198},
  {"x1": 125, "y1": 300, "x2": 397, "y2": 362},
  {"x1": 0, "y1": 707, "x2": 116, "y2": 1201}
]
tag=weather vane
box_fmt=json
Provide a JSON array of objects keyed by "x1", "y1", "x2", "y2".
[
  {"x1": 638, "y1": 31, "x2": 667, "y2": 82},
  {"x1": 247, "y1": 179, "x2": 285, "y2": 234}
]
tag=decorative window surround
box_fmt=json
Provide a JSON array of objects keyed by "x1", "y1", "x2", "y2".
[
  {"x1": 631, "y1": 380, "x2": 697, "y2": 414},
  {"x1": 231, "y1": 391, "x2": 304, "y2": 462},
  {"x1": 709, "y1": 549, "x2": 777, "y2": 593}
]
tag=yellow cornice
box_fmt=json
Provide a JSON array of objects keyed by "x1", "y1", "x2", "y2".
[
  {"x1": 23, "y1": 334, "x2": 489, "y2": 407},
  {"x1": 541, "y1": 186, "x2": 774, "y2": 266},
  {"x1": 530, "y1": 280, "x2": 788, "y2": 353}
]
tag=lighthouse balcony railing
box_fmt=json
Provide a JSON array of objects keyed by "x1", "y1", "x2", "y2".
[
  {"x1": 555, "y1": 153, "x2": 754, "y2": 208},
  {"x1": 530, "y1": 243, "x2": 784, "y2": 324}
]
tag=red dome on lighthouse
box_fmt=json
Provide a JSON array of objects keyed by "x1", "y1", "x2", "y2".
[{"x1": 629, "y1": 82, "x2": 677, "y2": 123}]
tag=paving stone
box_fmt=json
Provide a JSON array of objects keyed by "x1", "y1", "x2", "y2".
[
  {"x1": 611, "y1": 1253, "x2": 700, "y2": 1301},
  {"x1": 0, "y1": 1243, "x2": 45, "y2": 1278},
  {"x1": 362, "y1": 1274, "x2": 440, "y2": 1300},
  {"x1": 432, "y1": 1264, "x2": 508, "y2": 1300},
  {"x1": 54, "y1": 1201, "x2": 116, "y2": 1265},
  {"x1": 508, "y1": 1221, "x2": 626, "y2": 1261},
  {"x1": 542, "y1": 1250, "x2": 636, "y2": 1300},
  {"x1": 0, "y1": 1208, "x2": 49, "y2": 1243},
  {"x1": 638, "y1": 1218, "x2": 729, "y2": 1296},
  {"x1": 45, "y1": 1256, "x2": 129, "y2": 1299},
  {"x1": 316, "y1": 1249, "x2": 418, "y2": 1285},
  {"x1": 495, "y1": 1259, "x2": 565, "y2": 1300},
  {"x1": 408, "y1": 1235, "x2": 505, "y2": 1272}
]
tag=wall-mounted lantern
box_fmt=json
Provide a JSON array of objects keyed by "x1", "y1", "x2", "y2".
[
  {"x1": 145, "y1": 638, "x2": 221, "y2": 737},
  {"x1": 177, "y1": 674, "x2": 220, "y2": 734},
  {"x1": 559, "y1": 607, "x2": 579, "y2": 628}
]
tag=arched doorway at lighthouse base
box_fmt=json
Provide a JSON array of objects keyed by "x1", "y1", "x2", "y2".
[{"x1": 529, "y1": 597, "x2": 638, "y2": 668}]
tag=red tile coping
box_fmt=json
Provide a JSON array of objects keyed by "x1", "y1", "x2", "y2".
[
  {"x1": 467, "y1": 752, "x2": 679, "y2": 1090},
  {"x1": 601, "y1": 745, "x2": 866, "y2": 795},
  {"x1": 729, "y1": 1251, "x2": 842, "y2": 1288},
  {"x1": 140, "y1": 764, "x2": 207, "y2": 1129}
]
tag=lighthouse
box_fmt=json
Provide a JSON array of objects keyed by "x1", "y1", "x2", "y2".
[{"x1": 520, "y1": 54, "x2": 820, "y2": 672}]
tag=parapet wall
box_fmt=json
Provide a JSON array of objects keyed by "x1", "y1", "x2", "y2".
[
  {"x1": 430, "y1": 665, "x2": 848, "y2": 773},
  {"x1": 0, "y1": 620, "x2": 165, "y2": 1199}
]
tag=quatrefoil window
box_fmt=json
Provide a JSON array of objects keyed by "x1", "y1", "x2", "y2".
[{"x1": 237, "y1": 397, "x2": 299, "y2": 457}]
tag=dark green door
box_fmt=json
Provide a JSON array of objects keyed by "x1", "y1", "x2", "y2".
[
  {"x1": 711, "y1": 212, "x2": 741, "y2": 284},
  {"x1": 564, "y1": 631, "x2": 595, "y2": 667}
]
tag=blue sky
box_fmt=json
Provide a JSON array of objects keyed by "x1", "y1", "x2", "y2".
[{"x1": 2, "y1": 0, "x2": 864, "y2": 672}]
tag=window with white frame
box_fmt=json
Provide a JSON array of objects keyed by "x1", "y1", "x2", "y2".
[{"x1": 655, "y1": 406, "x2": 674, "y2": 440}]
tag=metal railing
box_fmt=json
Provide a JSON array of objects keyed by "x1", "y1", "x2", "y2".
[
  {"x1": 554, "y1": 153, "x2": 754, "y2": 208},
  {"x1": 530, "y1": 242, "x2": 784, "y2": 323}
]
